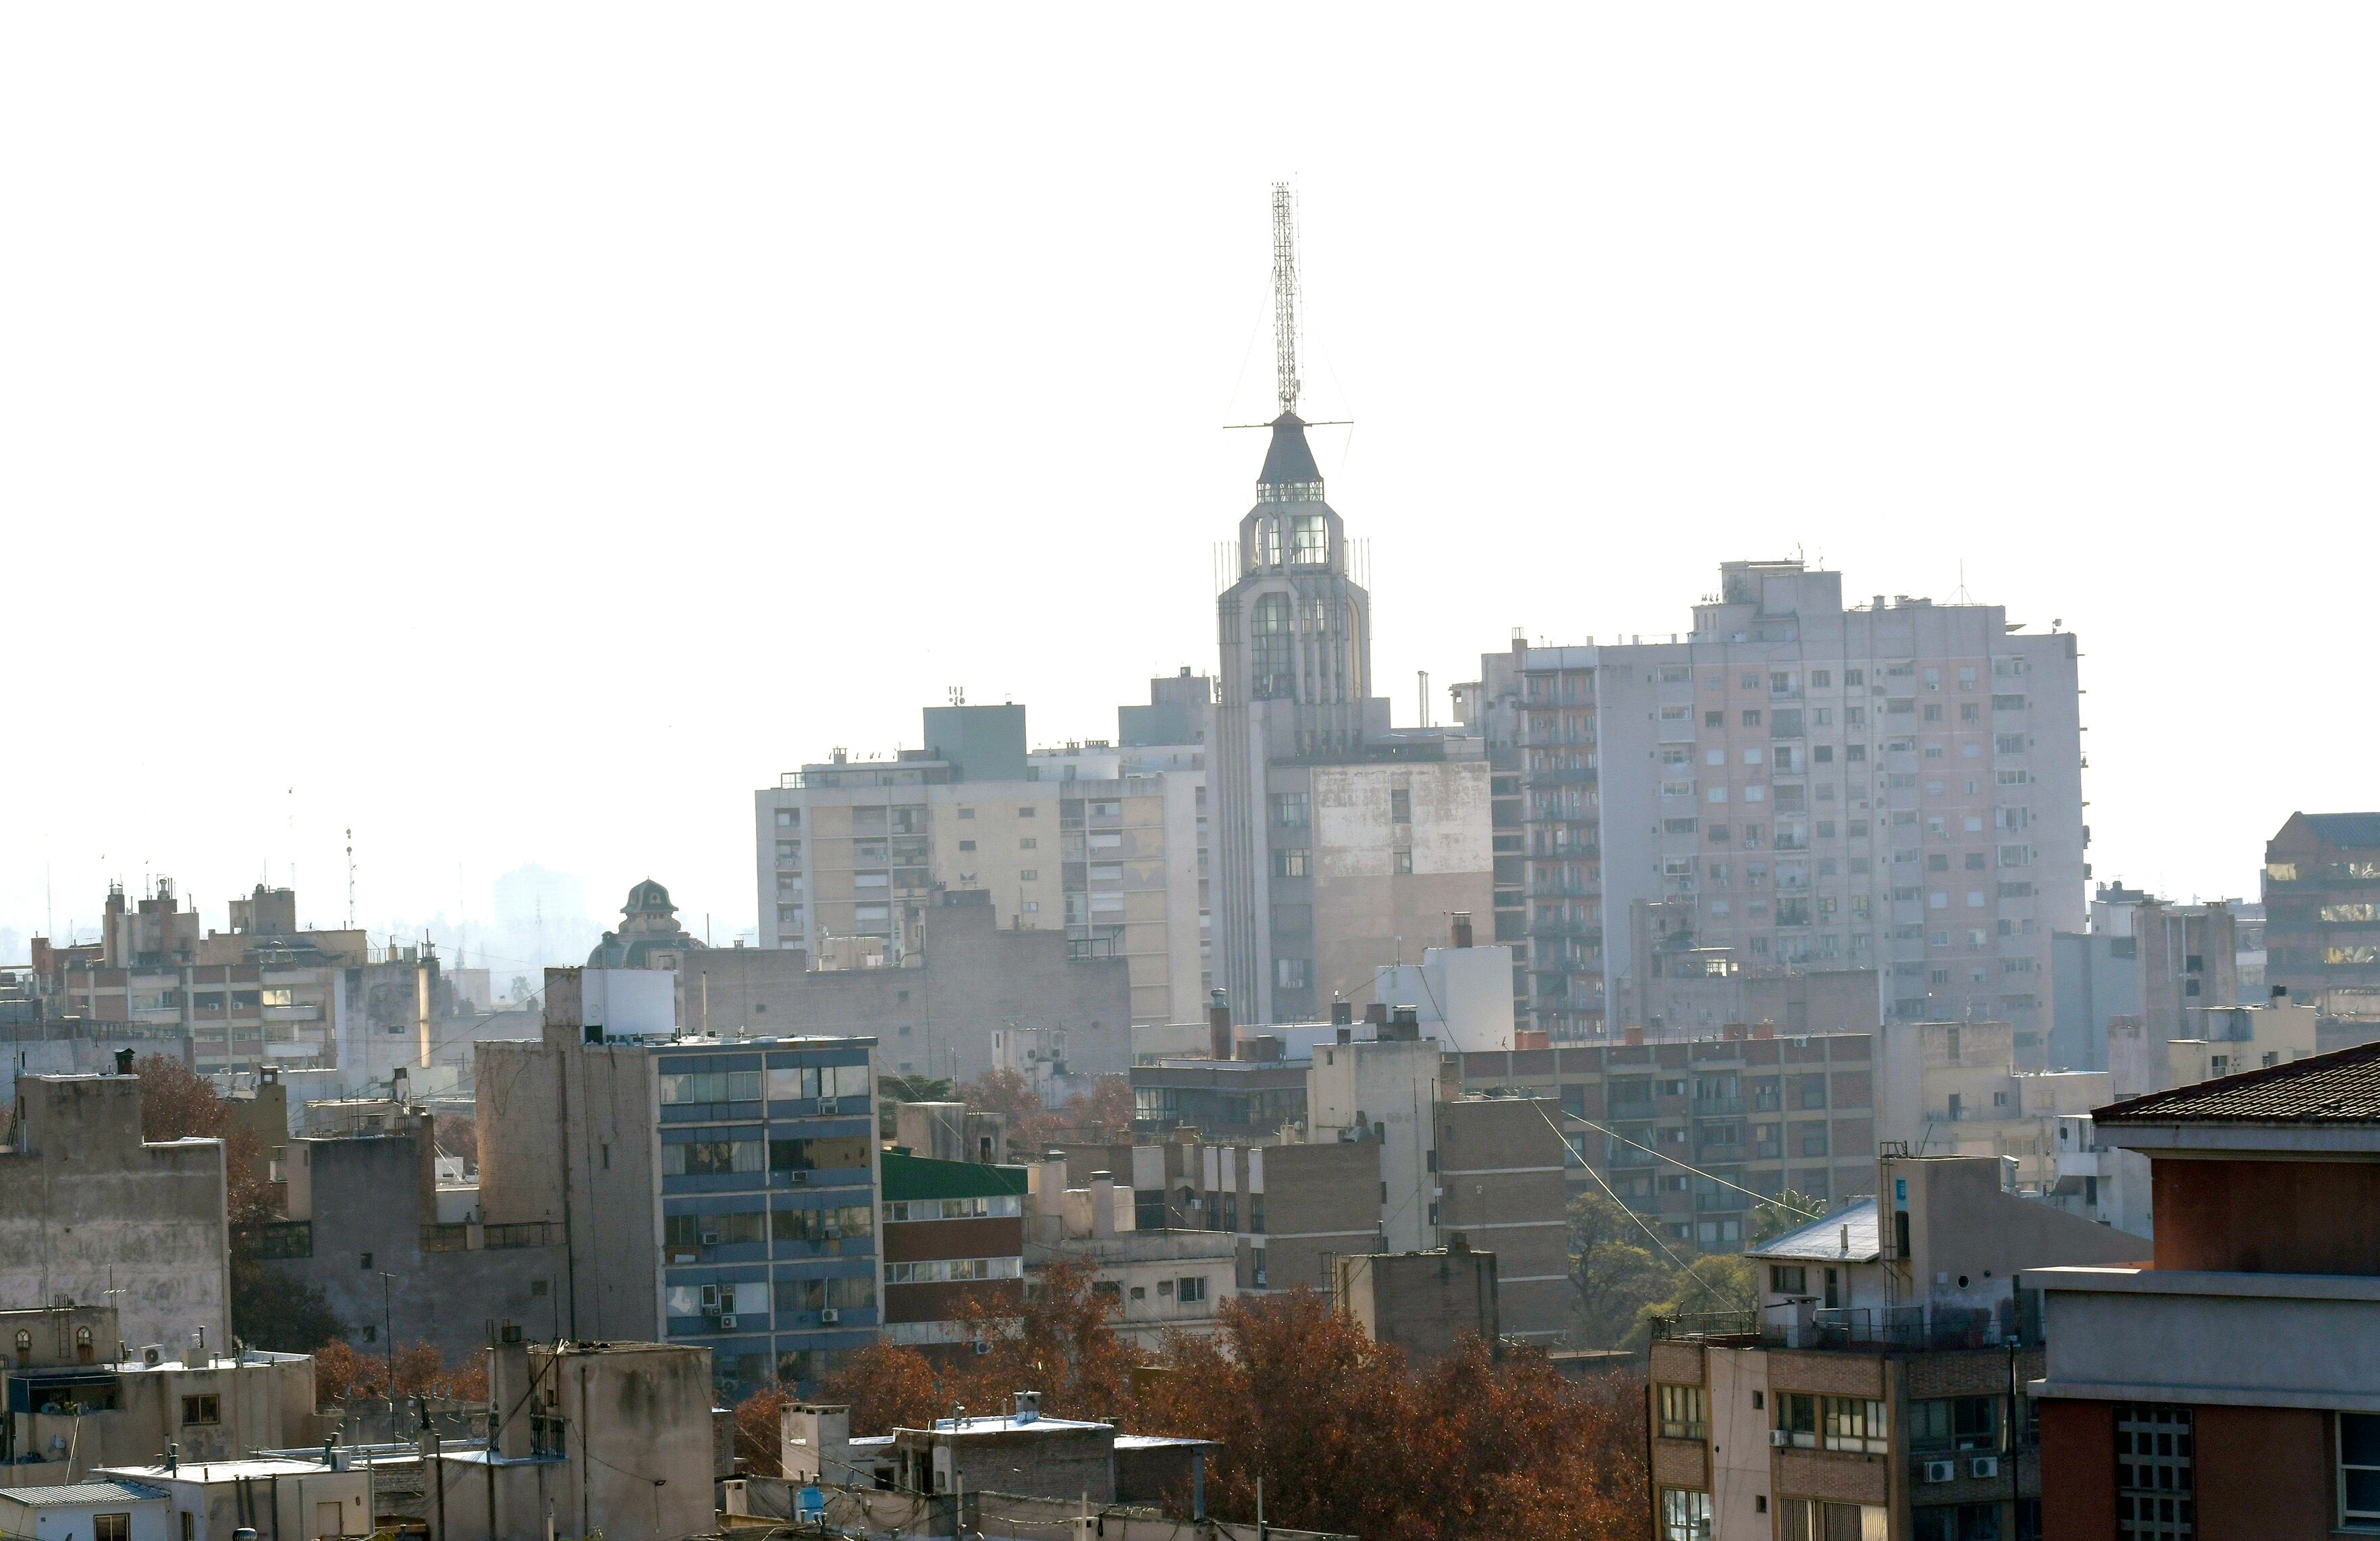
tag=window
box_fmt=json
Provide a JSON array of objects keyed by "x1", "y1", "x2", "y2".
[
  {"x1": 1275, "y1": 957, "x2": 1308, "y2": 989},
  {"x1": 1390, "y1": 788, "x2": 1412, "y2": 823},
  {"x1": 94, "y1": 1517, "x2": 131, "y2": 1541},
  {"x1": 667, "y1": 1137, "x2": 765, "y2": 1176},
  {"x1": 181, "y1": 1393, "x2": 221, "y2": 1425},
  {"x1": 1845, "y1": 668, "x2": 1864, "y2": 686},
  {"x1": 1913, "y1": 1506, "x2": 2003, "y2": 1541},
  {"x1": 1774, "y1": 1391, "x2": 1817, "y2": 1448},
  {"x1": 1274, "y1": 848, "x2": 1309, "y2": 879},
  {"x1": 1704, "y1": 710, "x2": 1724, "y2": 727},
  {"x1": 1911, "y1": 1396, "x2": 1999, "y2": 1452},
  {"x1": 2342, "y1": 1413, "x2": 2380, "y2": 1527},
  {"x1": 2115, "y1": 1402, "x2": 2192, "y2": 1539},
  {"x1": 1660, "y1": 1489, "x2": 1712, "y2": 1541},
  {"x1": 765, "y1": 1135, "x2": 869, "y2": 1172},
  {"x1": 1251, "y1": 593, "x2": 1295, "y2": 698},
  {"x1": 1272, "y1": 791, "x2": 1310, "y2": 826},
  {"x1": 1768, "y1": 1264, "x2": 1807, "y2": 1295},
  {"x1": 1657, "y1": 1383, "x2": 1708, "y2": 1440},
  {"x1": 1742, "y1": 710, "x2": 1762, "y2": 726},
  {"x1": 1823, "y1": 1395, "x2": 1889, "y2": 1453},
  {"x1": 1177, "y1": 1276, "x2": 1209, "y2": 1303},
  {"x1": 1289, "y1": 512, "x2": 1328, "y2": 564},
  {"x1": 1392, "y1": 848, "x2": 1413, "y2": 875},
  {"x1": 1781, "y1": 1502, "x2": 1888, "y2": 1540}
]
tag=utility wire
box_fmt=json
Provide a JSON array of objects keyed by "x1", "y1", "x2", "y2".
[{"x1": 1528, "y1": 1100, "x2": 1745, "y2": 1314}]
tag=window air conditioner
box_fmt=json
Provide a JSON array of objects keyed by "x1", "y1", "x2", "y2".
[
  {"x1": 1969, "y1": 1456, "x2": 2000, "y2": 1480},
  {"x1": 700, "y1": 1233, "x2": 722, "y2": 1247},
  {"x1": 819, "y1": 1308, "x2": 840, "y2": 1325},
  {"x1": 717, "y1": 1314, "x2": 737, "y2": 1330},
  {"x1": 822, "y1": 1223, "x2": 842, "y2": 1239},
  {"x1": 1922, "y1": 1459, "x2": 1957, "y2": 1484},
  {"x1": 790, "y1": 1170, "x2": 809, "y2": 1185},
  {"x1": 1769, "y1": 1430, "x2": 1793, "y2": 1448},
  {"x1": 817, "y1": 1097, "x2": 839, "y2": 1115}
]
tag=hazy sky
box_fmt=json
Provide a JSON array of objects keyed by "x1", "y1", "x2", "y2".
[{"x1": 5, "y1": 7, "x2": 2373, "y2": 967}]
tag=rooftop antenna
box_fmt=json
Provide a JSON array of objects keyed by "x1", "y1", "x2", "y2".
[
  {"x1": 346, "y1": 829, "x2": 356, "y2": 930},
  {"x1": 1272, "y1": 182, "x2": 1300, "y2": 416},
  {"x1": 1951, "y1": 561, "x2": 1974, "y2": 606}
]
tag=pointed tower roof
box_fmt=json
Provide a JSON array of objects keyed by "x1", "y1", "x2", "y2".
[{"x1": 1258, "y1": 412, "x2": 1322, "y2": 490}]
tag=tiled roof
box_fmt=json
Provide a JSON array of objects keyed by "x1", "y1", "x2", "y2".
[
  {"x1": 0, "y1": 1482, "x2": 171, "y2": 1507},
  {"x1": 2095, "y1": 1039, "x2": 2380, "y2": 1125},
  {"x1": 1746, "y1": 1197, "x2": 1879, "y2": 1262},
  {"x1": 2298, "y1": 812, "x2": 2380, "y2": 849}
]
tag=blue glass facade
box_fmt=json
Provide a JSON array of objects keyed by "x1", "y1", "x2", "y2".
[{"x1": 651, "y1": 1042, "x2": 879, "y2": 1396}]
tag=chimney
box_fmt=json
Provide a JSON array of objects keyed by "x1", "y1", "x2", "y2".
[
  {"x1": 1364, "y1": 1002, "x2": 1389, "y2": 1030},
  {"x1": 113, "y1": 1048, "x2": 134, "y2": 1076},
  {"x1": 1623, "y1": 1026, "x2": 1646, "y2": 1047},
  {"x1": 1207, "y1": 990, "x2": 1232, "y2": 1062},
  {"x1": 1451, "y1": 912, "x2": 1473, "y2": 950},
  {"x1": 1385, "y1": 1005, "x2": 1422, "y2": 1042},
  {"x1": 1089, "y1": 1173, "x2": 1118, "y2": 1240},
  {"x1": 1331, "y1": 999, "x2": 1353, "y2": 1027},
  {"x1": 1012, "y1": 1390, "x2": 1042, "y2": 1425}
]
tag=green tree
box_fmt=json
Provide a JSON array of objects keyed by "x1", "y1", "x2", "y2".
[
  {"x1": 1750, "y1": 1187, "x2": 1827, "y2": 1245},
  {"x1": 1564, "y1": 1191, "x2": 1674, "y2": 1348},
  {"x1": 1637, "y1": 1253, "x2": 1758, "y2": 1343}
]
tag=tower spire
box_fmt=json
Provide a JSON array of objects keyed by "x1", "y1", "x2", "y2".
[{"x1": 1272, "y1": 182, "x2": 1300, "y2": 417}]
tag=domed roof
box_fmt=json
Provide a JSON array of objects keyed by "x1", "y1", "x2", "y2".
[{"x1": 624, "y1": 879, "x2": 676, "y2": 916}]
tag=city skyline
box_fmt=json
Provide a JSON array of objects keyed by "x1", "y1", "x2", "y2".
[{"x1": 7, "y1": 9, "x2": 2376, "y2": 956}]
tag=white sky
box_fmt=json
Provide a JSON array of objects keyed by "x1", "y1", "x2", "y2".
[{"x1": 5, "y1": 7, "x2": 2373, "y2": 967}]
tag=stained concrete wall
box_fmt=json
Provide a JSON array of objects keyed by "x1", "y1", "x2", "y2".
[
  {"x1": 673, "y1": 901, "x2": 1129, "y2": 1085},
  {"x1": 0, "y1": 1075, "x2": 229, "y2": 1351},
  {"x1": 263, "y1": 1123, "x2": 565, "y2": 1359}
]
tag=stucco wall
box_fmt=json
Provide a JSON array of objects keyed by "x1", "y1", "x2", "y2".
[
  {"x1": 0, "y1": 1077, "x2": 229, "y2": 1351},
  {"x1": 2153, "y1": 1155, "x2": 2380, "y2": 1274}
]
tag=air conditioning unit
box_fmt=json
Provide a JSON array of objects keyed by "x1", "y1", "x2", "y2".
[
  {"x1": 1769, "y1": 1430, "x2": 1793, "y2": 1448},
  {"x1": 818, "y1": 1097, "x2": 839, "y2": 1115},
  {"x1": 668, "y1": 1250, "x2": 699, "y2": 1265},
  {"x1": 1922, "y1": 1459, "x2": 1957, "y2": 1484},
  {"x1": 1969, "y1": 1455, "x2": 2000, "y2": 1480},
  {"x1": 819, "y1": 1308, "x2": 840, "y2": 1325},
  {"x1": 700, "y1": 1232, "x2": 722, "y2": 1247},
  {"x1": 790, "y1": 1169, "x2": 809, "y2": 1185},
  {"x1": 717, "y1": 1314, "x2": 738, "y2": 1330},
  {"x1": 822, "y1": 1224, "x2": 842, "y2": 1239}
]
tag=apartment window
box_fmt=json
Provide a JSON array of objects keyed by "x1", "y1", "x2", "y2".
[
  {"x1": 181, "y1": 1394, "x2": 221, "y2": 1426},
  {"x1": 1775, "y1": 1392, "x2": 1818, "y2": 1449},
  {"x1": 1177, "y1": 1275, "x2": 1209, "y2": 1303},
  {"x1": 1741, "y1": 710, "x2": 1762, "y2": 727},
  {"x1": 1272, "y1": 791, "x2": 1310, "y2": 826},
  {"x1": 1844, "y1": 668, "x2": 1864, "y2": 686},
  {"x1": 774, "y1": 809, "x2": 800, "y2": 828},
  {"x1": 94, "y1": 1517, "x2": 130, "y2": 1541},
  {"x1": 1657, "y1": 1383, "x2": 1708, "y2": 1440},
  {"x1": 2341, "y1": 1413, "x2": 2380, "y2": 1527},
  {"x1": 1393, "y1": 848, "x2": 1413, "y2": 875},
  {"x1": 1812, "y1": 670, "x2": 1831, "y2": 687},
  {"x1": 1768, "y1": 1264, "x2": 1806, "y2": 1295},
  {"x1": 1912, "y1": 1396, "x2": 1999, "y2": 1453},
  {"x1": 1275, "y1": 958, "x2": 1308, "y2": 989},
  {"x1": 1913, "y1": 1506, "x2": 2002, "y2": 1541},
  {"x1": 1961, "y1": 702, "x2": 1980, "y2": 722},
  {"x1": 1389, "y1": 788, "x2": 1412, "y2": 823},
  {"x1": 1274, "y1": 849, "x2": 1309, "y2": 879},
  {"x1": 1704, "y1": 711, "x2": 1724, "y2": 728},
  {"x1": 956, "y1": 839, "x2": 977, "y2": 852},
  {"x1": 2115, "y1": 1403, "x2": 2192, "y2": 1538},
  {"x1": 1824, "y1": 1397, "x2": 1889, "y2": 1454},
  {"x1": 1781, "y1": 1503, "x2": 1888, "y2": 1540},
  {"x1": 1020, "y1": 837, "x2": 1038, "y2": 850},
  {"x1": 1660, "y1": 1489, "x2": 1712, "y2": 1541}
]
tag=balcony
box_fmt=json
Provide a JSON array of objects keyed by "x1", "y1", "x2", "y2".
[
  {"x1": 1654, "y1": 1305, "x2": 2026, "y2": 1352},
  {"x1": 1692, "y1": 1096, "x2": 1746, "y2": 1117}
]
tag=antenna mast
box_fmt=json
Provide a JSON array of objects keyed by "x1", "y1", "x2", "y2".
[
  {"x1": 1271, "y1": 182, "x2": 1300, "y2": 416},
  {"x1": 346, "y1": 828, "x2": 356, "y2": 929}
]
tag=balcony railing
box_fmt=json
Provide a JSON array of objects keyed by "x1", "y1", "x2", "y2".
[
  {"x1": 1692, "y1": 1096, "x2": 1746, "y2": 1117},
  {"x1": 1654, "y1": 1305, "x2": 2030, "y2": 1351}
]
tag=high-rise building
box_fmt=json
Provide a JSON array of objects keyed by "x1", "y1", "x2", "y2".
[
  {"x1": 1210, "y1": 188, "x2": 1492, "y2": 1025},
  {"x1": 755, "y1": 697, "x2": 1207, "y2": 1027},
  {"x1": 2263, "y1": 810, "x2": 2380, "y2": 1002},
  {"x1": 1470, "y1": 560, "x2": 2086, "y2": 1053}
]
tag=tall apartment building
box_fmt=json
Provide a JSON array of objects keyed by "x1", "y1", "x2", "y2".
[
  {"x1": 475, "y1": 969, "x2": 880, "y2": 1397},
  {"x1": 2263, "y1": 810, "x2": 2380, "y2": 1002},
  {"x1": 1210, "y1": 200, "x2": 1492, "y2": 1026},
  {"x1": 755, "y1": 699, "x2": 1206, "y2": 1027},
  {"x1": 1470, "y1": 560, "x2": 2086, "y2": 1054}
]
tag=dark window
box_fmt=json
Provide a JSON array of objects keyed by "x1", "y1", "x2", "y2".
[{"x1": 180, "y1": 1395, "x2": 220, "y2": 1426}]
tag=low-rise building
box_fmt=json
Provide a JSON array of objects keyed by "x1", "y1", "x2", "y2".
[
  {"x1": 93, "y1": 1459, "x2": 369, "y2": 1541},
  {"x1": 879, "y1": 1150, "x2": 1025, "y2": 1352},
  {"x1": 0, "y1": 1479, "x2": 172, "y2": 1541},
  {"x1": 2033, "y1": 1040, "x2": 2380, "y2": 1536},
  {"x1": 1332, "y1": 1240, "x2": 1501, "y2": 1365},
  {"x1": 1647, "y1": 1152, "x2": 2142, "y2": 1540}
]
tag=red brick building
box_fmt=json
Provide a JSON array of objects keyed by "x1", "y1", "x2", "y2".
[{"x1": 2032, "y1": 1040, "x2": 2380, "y2": 1537}]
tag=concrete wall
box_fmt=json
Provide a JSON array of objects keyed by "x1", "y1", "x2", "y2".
[
  {"x1": 2049, "y1": 930, "x2": 2134, "y2": 1072},
  {"x1": 0, "y1": 1076, "x2": 230, "y2": 1351},
  {"x1": 1307, "y1": 761, "x2": 1494, "y2": 1017},
  {"x1": 672, "y1": 902, "x2": 1130, "y2": 1086},
  {"x1": 265, "y1": 1123, "x2": 565, "y2": 1359},
  {"x1": 1237, "y1": 1141, "x2": 1376, "y2": 1294},
  {"x1": 1306, "y1": 1039, "x2": 1442, "y2": 1253},
  {"x1": 1891, "y1": 1156, "x2": 2145, "y2": 1322}
]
